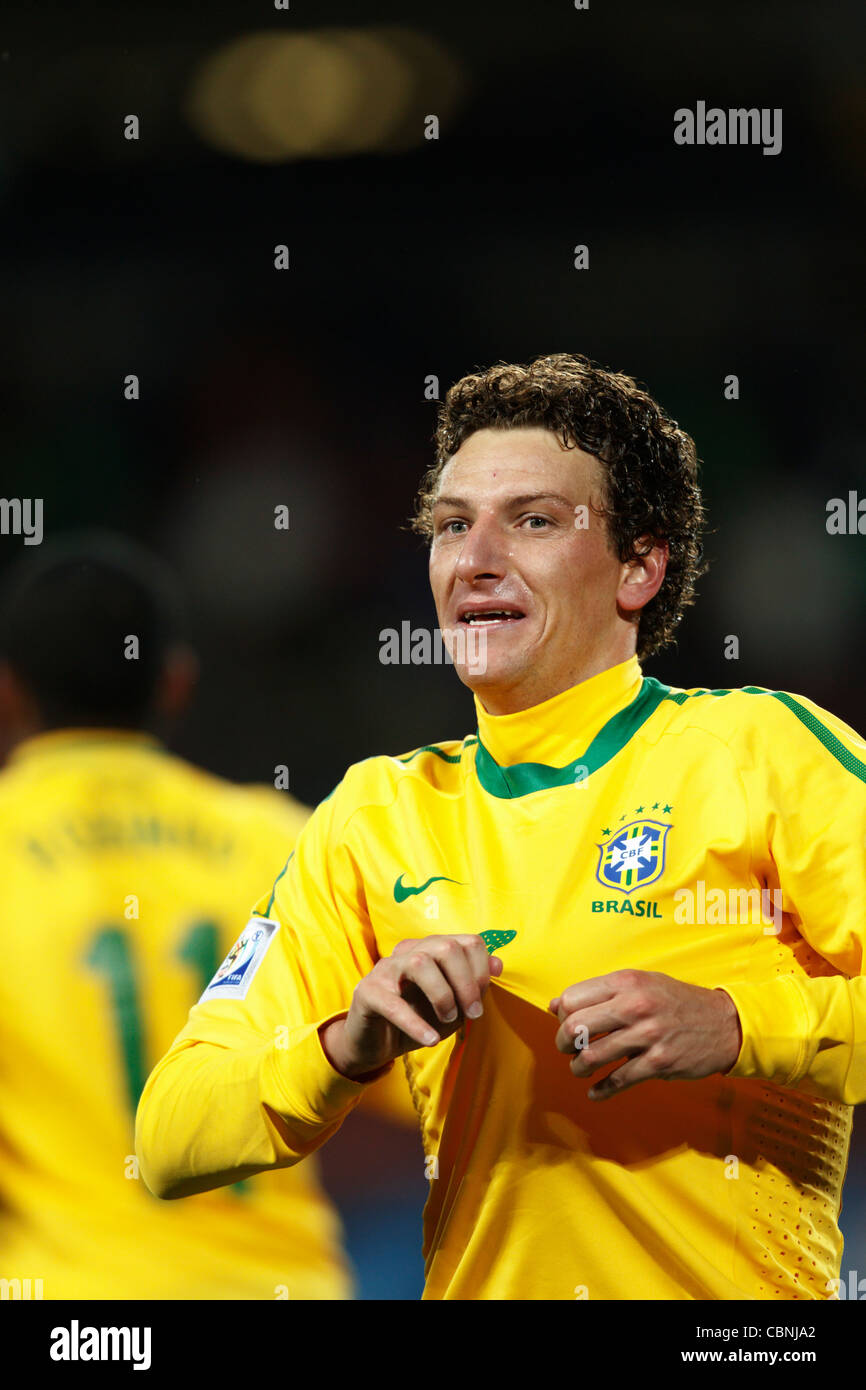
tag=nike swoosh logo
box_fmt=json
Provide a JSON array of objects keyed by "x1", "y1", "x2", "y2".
[{"x1": 393, "y1": 873, "x2": 463, "y2": 903}]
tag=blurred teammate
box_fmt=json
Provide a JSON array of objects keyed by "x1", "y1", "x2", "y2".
[
  {"x1": 0, "y1": 535, "x2": 372, "y2": 1299},
  {"x1": 139, "y1": 353, "x2": 866, "y2": 1299}
]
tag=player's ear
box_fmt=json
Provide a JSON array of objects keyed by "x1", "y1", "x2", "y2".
[
  {"x1": 616, "y1": 537, "x2": 668, "y2": 615},
  {"x1": 155, "y1": 643, "x2": 199, "y2": 720}
]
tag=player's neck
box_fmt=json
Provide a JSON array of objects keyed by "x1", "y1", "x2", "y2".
[{"x1": 473, "y1": 655, "x2": 643, "y2": 769}]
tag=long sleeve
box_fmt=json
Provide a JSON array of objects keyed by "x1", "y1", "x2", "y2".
[
  {"x1": 136, "y1": 1027, "x2": 369, "y2": 1199},
  {"x1": 136, "y1": 776, "x2": 388, "y2": 1198},
  {"x1": 721, "y1": 692, "x2": 866, "y2": 1104}
]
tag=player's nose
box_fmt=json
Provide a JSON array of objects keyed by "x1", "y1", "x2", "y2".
[{"x1": 453, "y1": 515, "x2": 509, "y2": 584}]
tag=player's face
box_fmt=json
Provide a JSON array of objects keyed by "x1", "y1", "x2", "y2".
[{"x1": 428, "y1": 427, "x2": 646, "y2": 714}]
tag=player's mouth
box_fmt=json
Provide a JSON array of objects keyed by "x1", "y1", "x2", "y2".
[{"x1": 456, "y1": 603, "x2": 526, "y2": 629}]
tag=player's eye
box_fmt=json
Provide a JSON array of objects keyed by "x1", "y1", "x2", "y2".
[
  {"x1": 520, "y1": 514, "x2": 552, "y2": 529},
  {"x1": 438, "y1": 518, "x2": 469, "y2": 535}
]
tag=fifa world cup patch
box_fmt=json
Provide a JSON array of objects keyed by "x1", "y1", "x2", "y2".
[{"x1": 199, "y1": 917, "x2": 278, "y2": 1001}]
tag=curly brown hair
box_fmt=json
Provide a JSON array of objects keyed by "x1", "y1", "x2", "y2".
[{"x1": 410, "y1": 352, "x2": 707, "y2": 660}]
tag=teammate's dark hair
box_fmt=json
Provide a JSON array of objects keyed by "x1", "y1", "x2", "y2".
[
  {"x1": 0, "y1": 532, "x2": 187, "y2": 729},
  {"x1": 411, "y1": 352, "x2": 707, "y2": 660}
]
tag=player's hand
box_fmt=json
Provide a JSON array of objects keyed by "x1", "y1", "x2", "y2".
[
  {"x1": 320, "y1": 935, "x2": 503, "y2": 1080},
  {"x1": 548, "y1": 969, "x2": 742, "y2": 1101}
]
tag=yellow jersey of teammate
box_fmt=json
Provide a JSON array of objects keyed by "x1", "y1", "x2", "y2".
[
  {"x1": 0, "y1": 728, "x2": 355, "y2": 1300},
  {"x1": 138, "y1": 655, "x2": 866, "y2": 1299}
]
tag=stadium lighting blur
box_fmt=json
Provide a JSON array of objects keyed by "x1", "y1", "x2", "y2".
[{"x1": 184, "y1": 28, "x2": 466, "y2": 163}]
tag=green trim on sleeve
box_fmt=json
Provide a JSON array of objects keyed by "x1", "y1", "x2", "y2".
[
  {"x1": 265, "y1": 851, "x2": 294, "y2": 916},
  {"x1": 398, "y1": 738, "x2": 478, "y2": 766},
  {"x1": 764, "y1": 691, "x2": 866, "y2": 784},
  {"x1": 665, "y1": 683, "x2": 866, "y2": 784}
]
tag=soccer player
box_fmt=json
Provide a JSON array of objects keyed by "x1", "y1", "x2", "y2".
[
  {"x1": 137, "y1": 353, "x2": 866, "y2": 1300},
  {"x1": 0, "y1": 536, "x2": 363, "y2": 1299}
]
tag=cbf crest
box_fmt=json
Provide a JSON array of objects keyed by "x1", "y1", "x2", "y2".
[{"x1": 596, "y1": 820, "x2": 672, "y2": 895}]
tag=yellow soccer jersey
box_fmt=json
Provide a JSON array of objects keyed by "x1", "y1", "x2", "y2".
[
  {"x1": 0, "y1": 729, "x2": 353, "y2": 1300},
  {"x1": 137, "y1": 656, "x2": 866, "y2": 1300}
]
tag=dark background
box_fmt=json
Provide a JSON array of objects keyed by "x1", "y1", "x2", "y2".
[{"x1": 1, "y1": 0, "x2": 864, "y2": 1298}]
